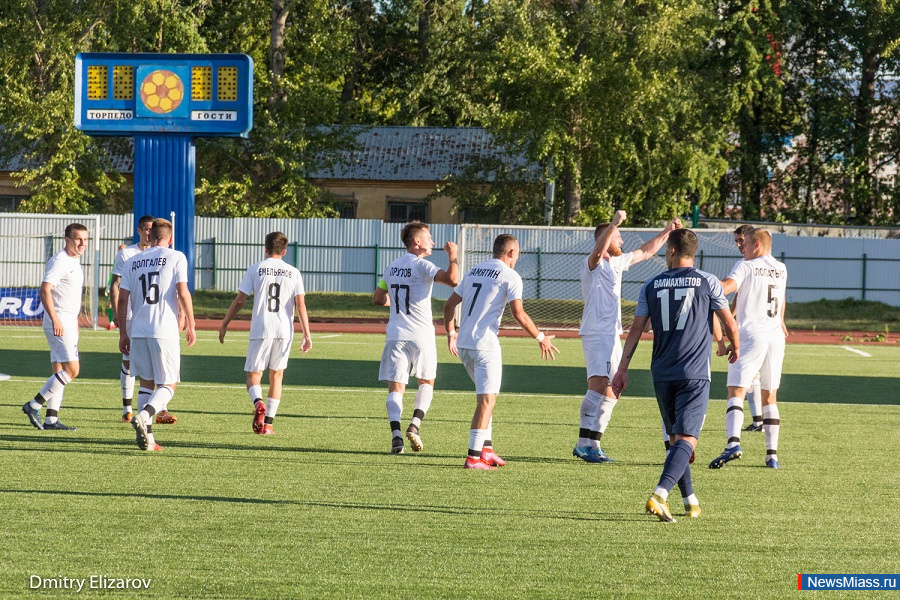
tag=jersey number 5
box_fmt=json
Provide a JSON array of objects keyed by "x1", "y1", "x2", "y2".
[
  {"x1": 767, "y1": 284, "x2": 780, "y2": 318},
  {"x1": 656, "y1": 287, "x2": 695, "y2": 332},
  {"x1": 138, "y1": 271, "x2": 160, "y2": 305}
]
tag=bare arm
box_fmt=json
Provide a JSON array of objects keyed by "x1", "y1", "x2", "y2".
[
  {"x1": 117, "y1": 289, "x2": 131, "y2": 355},
  {"x1": 610, "y1": 315, "x2": 648, "y2": 397},
  {"x1": 218, "y1": 291, "x2": 248, "y2": 343},
  {"x1": 631, "y1": 218, "x2": 682, "y2": 264},
  {"x1": 373, "y1": 282, "x2": 389, "y2": 306},
  {"x1": 712, "y1": 312, "x2": 728, "y2": 356},
  {"x1": 109, "y1": 275, "x2": 121, "y2": 324},
  {"x1": 176, "y1": 282, "x2": 196, "y2": 347},
  {"x1": 40, "y1": 282, "x2": 63, "y2": 336},
  {"x1": 714, "y1": 307, "x2": 740, "y2": 363},
  {"x1": 295, "y1": 294, "x2": 313, "y2": 353},
  {"x1": 721, "y1": 278, "x2": 738, "y2": 296},
  {"x1": 509, "y1": 299, "x2": 559, "y2": 360},
  {"x1": 434, "y1": 241, "x2": 459, "y2": 286},
  {"x1": 587, "y1": 210, "x2": 626, "y2": 271},
  {"x1": 443, "y1": 292, "x2": 463, "y2": 356}
]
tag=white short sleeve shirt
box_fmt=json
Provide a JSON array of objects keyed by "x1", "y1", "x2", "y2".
[
  {"x1": 455, "y1": 258, "x2": 523, "y2": 352},
  {"x1": 726, "y1": 255, "x2": 788, "y2": 336},
  {"x1": 239, "y1": 257, "x2": 305, "y2": 340},
  {"x1": 42, "y1": 249, "x2": 84, "y2": 326},
  {"x1": 579, "y1": 252, "x2": 634, "y2": 337},
  {"x1": 120, "y1": 246, "x2": 188, "y2": 340},
  {"x1": 383, "y1": 253, "x2": 441, "y2": 342}
]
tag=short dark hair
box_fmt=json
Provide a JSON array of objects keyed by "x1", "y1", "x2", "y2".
[
  {"x1": 734, "y1": 224, "x2": 753, "y2": 236},
  {"x1": 400, "y1": 221, "x2": 429, "y2": 249},
  {"x1": 138, "y1": 215, "x2": 155, "y2": 226},
  {"x1": 593, "y1": 223, "x2": 611, "y2": 241},
  {"x1": 150, "y1": 218, "x2": 173, "y2": 241},
  {"x1": 492, "y1": 234, "x2": 517, "y2": 258},
  {"x1": 668, "y1": 228, "x2": 698, "y2": 259},
  {"x1": 65, "y1": 223, "x2": 87, "y2": 239},
  {"x1": 265, "y1": 231, "x2": 289, "y2": 255}
]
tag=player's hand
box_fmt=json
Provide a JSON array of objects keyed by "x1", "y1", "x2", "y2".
[
  {"x1": 782, "y1": 323, "x2": 789, "y2": 338},
  {"x1": 611, "y1": 369, "x2": 628, "y2": 398},
  {"x1": 716, "y1": 340, "x2": 728, "y2": 357},
  {"x1": 444, "y1": 241, "x2": 458, "y2": 259},
  {"x1": 52, "y1": 319, "x2": 64, "y2": 337},
  {"x1": 447, "y1": 331, "x2": 459, "y2": 357},
  {"x1": 186, "y1": 327, "x2": 196, "y2": 348},
  {"x1": 218, "y1": 325, "x2": 227, "y2": 344},
  {"x1": 119, "y1": 333, "x2": 130, "y2": 355},
  {"x1": 611, "y1": 210, "x2": 626, "y2": 227},
  {"x1": 539, "y1": 335, "x2": 559, "y2": 360},
  {"x1": 301, "y1": 335, "x2": 312, "y2": 354},
  {"x1": 726, "y1": 343, "x2": 738, "y2": 363},
  {"x1": 669, "y1": 217, "x2": 682, "y2": 231}
]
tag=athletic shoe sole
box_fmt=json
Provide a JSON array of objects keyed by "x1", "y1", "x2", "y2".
[
  {"x1": 22, "y1": 403, "x2": 43, "y2": 430},
  {"x1": 405, "y1": 430, "x2": 423, "y2": 452},
  {"x1": 131, "y1": 414, "x2": 148, "y2": 451},
  {"x1": 252, "y1": 402, "x2": 265, "y2": 434}
]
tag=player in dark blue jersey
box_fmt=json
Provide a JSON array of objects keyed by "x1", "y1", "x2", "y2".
[{"x1": 611, "y1": 228, "x2": 739, "y2": 522}]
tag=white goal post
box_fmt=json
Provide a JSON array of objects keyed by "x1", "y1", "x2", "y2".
[
  {"x1": 0, "y1": 214, "x2": 102, "y2": 330},
  {"x1": 458, "y1": 223, "x2": 742, "y2": 331}
]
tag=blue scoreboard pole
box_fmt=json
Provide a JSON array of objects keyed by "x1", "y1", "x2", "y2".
[{"x1": 74, "y1": 53, "x2": 254, "y2": 290}]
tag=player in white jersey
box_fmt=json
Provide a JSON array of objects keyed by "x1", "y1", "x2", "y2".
[
  {"x1": 373, "y1": 221, "x2": 458, "y2": 454},
  {"x1": 23, "y1": 223, "x2": 89, "y2": 431},
  {"x1": 573, "y1": 210, "x2": 681, "y2": 463},
  {"x1": 709, "y1": 227, "x2": 788, "y2": 469},
  {"x1": 110, "y1": 215, "x2": 175, "y2": 424},
  {"x1": 118, "y1": 219, "x2": 196, "y2": 452},
  {"x1": 219, "y1": 231, "x2": 313, "y2": 435},
  {"x1": 443, "y1": 234, "x2": 559, "y2": 470}
]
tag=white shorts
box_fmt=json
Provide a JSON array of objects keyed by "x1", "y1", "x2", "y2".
[
  {"x1": 130, "y1": 338, "x2": 181, "y2": 385},
  {"x1": 379, "y1": 339, "x2": 438, "y2": 384},
  {"x1": 727, "y1": 331, "x2": 786, "y2": 391},
  {"x1": 245, "y1": 337, "x2": 293, "y2": 373},
  {"x1": 581, "y1": 334, "x2": 622, "y2": 380},
  {"x1": 458, "y1": 348, "x2": 502, "y2": 395},
  {"x1": 43, "y1": 318, "x2": 79, "y2": 363}
]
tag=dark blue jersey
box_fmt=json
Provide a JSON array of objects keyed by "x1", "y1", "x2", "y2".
[{"x1": 635, "y1": 267, "x2": 728, "y2": 382}]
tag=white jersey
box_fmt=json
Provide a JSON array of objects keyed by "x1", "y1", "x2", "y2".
[
  {"x1": 42, "y1": 249, "x2": 84, "y2": 326},
  {"x1": 383, "y1": 253, "x2": 441, "y2": 341},
  {"x1": 579, "y1": 252, "x2": 634, "y2": 337},
  {"x1": 455, "y1": 258, "x2": 523, "y2": 352},
  {"x1": 112, "y1": 243, "x2": 145, "y2": 322},
  {"x1": 120, "y1": 246, "x2": 188, "y2": 340},
  {"x1": 239, "y1": 257, "x2": 305, "y2": 340},
  {"x1": 726, "y1": 255, "x2": 788, "y2": 336}
]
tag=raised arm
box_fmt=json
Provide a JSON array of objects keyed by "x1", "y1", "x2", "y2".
[
  {"x1": 434, "y1": 241, "x2": 459, "y2": 286},
  {"x1": 588, "y1": 210, "x2": 626, "y2": 271},
  {"x1": 631, "y1": 218, "x2": 682, "y2": 264},
  {"x1": 508, "y1": 299, "x2": 559, "y2": 360}
]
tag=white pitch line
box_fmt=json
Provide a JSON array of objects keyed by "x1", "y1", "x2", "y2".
[
  {"x1": 315, "y1": 334, "x2": 342, "y2": 339},
  {"x1": 841, "y1": 346, "x2": 871, "y2": 357}
]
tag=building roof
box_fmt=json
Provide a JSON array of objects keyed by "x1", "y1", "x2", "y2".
[
  {"x1": 0, "y1": 136, "x2": 134, "y2": 174},
  {"x1": 308, "y1": 126, "x2": 538, "y2": 182}
]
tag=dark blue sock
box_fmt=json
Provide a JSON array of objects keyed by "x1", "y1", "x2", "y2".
[
  {"x1": 677, "y1": 463, "x2": 693, "y2": 499},
  {"x1": 657, "y1": 439, "x2": 693, "y2": 494}
]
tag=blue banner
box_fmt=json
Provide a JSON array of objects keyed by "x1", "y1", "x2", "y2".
[
  {"x1": 799, "y1": 574, "x2": 899, "y2": 590},
  {"x1": 0, "y1": 288, "x2": 45, "y2": 320}
]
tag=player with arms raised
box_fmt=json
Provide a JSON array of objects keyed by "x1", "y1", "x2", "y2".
[
  {"x1": 373, "y1": 221, "x2": 459, "y2": 454},
  {"x1": 219, "y1": 231, "x2": 312, "y2": 435},
  {"x1": 118, "y1": 219, "x2": 196, "y2": 451},
  {"x1": 708, "y1": 227, "x2": 787, "y2": 469},
  {"x1": 612, "y1": 228, "x2": 739, "y2": 521},
  {"x1": 443, "y1": 234, "x2": 559, "y2": 470}
]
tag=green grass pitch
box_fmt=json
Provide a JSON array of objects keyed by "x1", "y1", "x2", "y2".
[{"x1": 0, "y1": 328, "x2": 898, "y2": 598}]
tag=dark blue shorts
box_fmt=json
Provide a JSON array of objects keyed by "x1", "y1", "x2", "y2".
[{"x1": 653, "y1": 379, "x2": 710, "y2": 439}]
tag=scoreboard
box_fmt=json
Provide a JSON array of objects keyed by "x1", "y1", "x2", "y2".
[{"x1": 74, "y1": 53, "x2": 253, "y2": 137}]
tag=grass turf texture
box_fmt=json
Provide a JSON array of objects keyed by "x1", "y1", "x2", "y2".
[{"x1": 0, "y1": 328, "x2": 898, "y2": 598}]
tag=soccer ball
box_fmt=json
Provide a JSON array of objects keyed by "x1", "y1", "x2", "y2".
[{"x1": 140, "y1": 70, "x2": 184, "y2": 114}]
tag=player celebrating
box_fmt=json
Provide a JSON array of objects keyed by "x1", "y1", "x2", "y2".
[
  {"x1": 612, "y1": 228, "x2": 739, "y2": 522},
  {"x1": 708, "y1": 227, "x2": 787, "y2": 469},
  {"x1": 574, "y1": 211, "x2": 681, "y2": 463},
  {"x1": 373, "y1": 221, "x2": 458, "y2": 453},
  {"x1": 118, "y1": 219, "x2": 196, "y2": 451},
  {"x1": 22, "y1": 223, "x2": 89, "y2": 431},
  {"x1": 443, "y1": 234, "x2": 559, "y2": 470},
  {"x1": 219, "y1": 231, "x2": 312, "y2": 435},
  {"x1": 109, "y1": 215, "x2": 182, "y2": 424}
]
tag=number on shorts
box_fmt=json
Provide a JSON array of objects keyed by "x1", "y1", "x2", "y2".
[
  {"x1": 139, "y1": 271, "x2": 160, "y2": 305},
  {"x1": 467, "y1": 282, "x2": 482, "y2": 317},
  {"x1": 267, "y1": 282, "x2": 281, "y2": 313},
  {"x1": 390, "y1": 284, "x2": 410, "y2": 315},
  {"x1": 656, "y1": 287, "x2": 695, "y2": 332}
]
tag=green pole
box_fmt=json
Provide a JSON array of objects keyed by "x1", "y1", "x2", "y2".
[
  {"x1": 691, "y1": 204, "x2": 699, "y2": 228},
  {"x1": 536, "y1": 246, "x2": 542, "y2": 299},
  {"x1": 211, "y1": 237, "x2": 217, "y2": 290}
]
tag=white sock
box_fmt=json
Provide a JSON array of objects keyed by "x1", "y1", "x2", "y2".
[
  {"x1": 265, "y1": 397, "x2": 280, "y2": 419},
  {"x1": 468, "y1": 429, "x2": 487, "y2": 454},
  {"x1": 137, "y1": 387, "x2": 153, "y2": 412},
  {"x1": 748, "y1": 375, "x2": 762, "y2": 422},
  {"x1": 725, "y1": 397, "x2": 743, "y2": 448},
  {"x1": 44, "y1": 387, "x2": 63, "y2": 425},
  {"x1": 147, "y1": 432, "x2": 156, "y2": 447},
  {"x1": 121, "y1": 365, "x2": 135, "y2": 402},
  {"x1": 147, "y1": 385, "x2": 174, "y2": 416},
  {"x1": 653, "y1": 486, "x2": 669, "y2": 501},
  {"x1": 386, "y1": 391, "x2": 403, "y2": 423},
  {"x1": 37, "y1": 370, "x2": 72, "y2": 404},
  {"x1": 413, "y1": 384, "x2": 433, "y2": 415},
  {"x1": 578, "y1": 390, "x2": 602, "y2": 446},
  {"x1": 595, "y1": 395, "x2": 618, "y2": 434},
  {"x1": 248, "y1": 384, "x2": 263, "y2": 403},
  {"x1": 764, "y1": 404, "x2": 780, "y2": 458},
  {"x1": 485, "y1": 417, "x2": 493, "y2": 443},
  {"x1": 684, "y1": 493, "x2": 699, "y2": 506}
]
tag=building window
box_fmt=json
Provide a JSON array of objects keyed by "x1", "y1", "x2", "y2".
[
  {"x1": 387, "y1": 200, "x2": 427, "y2": 223},
  {"x1": 0, "y1": 195, "x2": 25, "y2": 212},
  {"x1": 320, "y1": 193, "x2": 357, "y2": 218}
]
